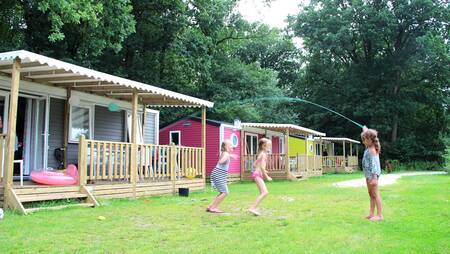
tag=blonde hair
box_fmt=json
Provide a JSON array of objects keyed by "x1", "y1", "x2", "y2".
[
  {"x1": 221, "y1": 139, "x2": 233, "y2": 152},
  {"x1": 257, "y1": 138, "x2": 271, "y2": 155},
  {"x1": 361, "y1": 128, "x2": 381, "y2": 154}
]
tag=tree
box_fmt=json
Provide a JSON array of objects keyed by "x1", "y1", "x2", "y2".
[
  {"x1": 290, "y1": 0, "x2": 449, "y2": 162},
  {"x1": 0, "y1": 0, "x2": 136, "y2": 65}
]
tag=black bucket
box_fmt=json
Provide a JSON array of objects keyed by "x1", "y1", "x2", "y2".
[{"x1": 178, "y1": 188, "x2": 189, "y2": 197}]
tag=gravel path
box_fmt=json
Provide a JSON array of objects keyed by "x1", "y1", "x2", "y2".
[{"x1": 334, "y1": 171, "x2": 447, "y2": 188}]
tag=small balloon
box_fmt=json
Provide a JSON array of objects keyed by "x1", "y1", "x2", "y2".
[{"x1": 108, "y1": 102, "x2": 119, "y2": 112}]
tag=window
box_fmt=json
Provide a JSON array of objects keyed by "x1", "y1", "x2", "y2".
[
  {"x1": 69, "y1": 105, "x2": 92, "y2": 142},
  {"x1": 230, "y1": 133, "x2": 239, "y2": 147},
  {"x1": 279, "y1": 136, "x2": 285, "y2": 154},
  {"x1": 170, "y1": 131, "x2": 181, "y2": 145},
  {"x1": 245, "y1": 134, "x2": 258, "y2": 154},
  {"x1": 310, "y1": 143, "x2": 314, "y2": 152},
  {"x1": 127, "y1": 112, "x2": 143, "y2": 143}
]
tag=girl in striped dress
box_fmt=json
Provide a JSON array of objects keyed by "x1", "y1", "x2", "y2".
[
  {"x1": 207, "y1": 139, "x2": 237, "y2": 213},
  {"x1": 361, "y1": 127, "x2": 383, "y2": 221}
]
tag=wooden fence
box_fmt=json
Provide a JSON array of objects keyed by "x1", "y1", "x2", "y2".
[
  {"x1": 243, "y1": 154, "x2": 286, "y2": 172},
  {"x1": 78, "y1": 137, "x2": 204, "y2": 184},
  {"x1": 322, "y1": 156, "x2": 346, "y2": 168}
]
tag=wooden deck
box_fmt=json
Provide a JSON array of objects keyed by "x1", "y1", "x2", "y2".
[
  {"x1": 89, "y1": 179, "x2": 204, "y2": 199},
  {"x1": 5, "y1": 178, "x2": 205, "y2": 213}
]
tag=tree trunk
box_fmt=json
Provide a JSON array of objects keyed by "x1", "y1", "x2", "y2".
[{"x1": 391, "y1": 85, "x2": 399, "y2": 143}]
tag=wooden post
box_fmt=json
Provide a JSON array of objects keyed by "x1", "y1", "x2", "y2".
[
  {"x1": 285, "y1": 129, "x2": 290, "y2": 178},
  {"x1": 350, "y1": 142, "x2": 353, "y2": 157},
  {"x1": 240, "y1": 128, "x2": 245, "y2": 180},
  {"x1": 63, "y1": 87, "x2": 72, "y2": 168},
  {"x1": 3, "y1": 57, "x2": 20, "y2": 209},
  {"x1": 130, "y1": 91, "x2": 138, "y2": 198},
  {"x1": 313, "y1": 140, "x2": 316, "y2": 172},
  {"x1": 319, "y1": 138, "x2": 323, "y2": 170},
  {"x1": 356, "y1": 144, "x2": 359, "y2": 168},
  {"x1": 77, "y1": 135, "x2": 87, "y2": 186},
  {"x1": 170, "y1": 143, "x2": 176, "y2": 193},
  {"x1": 305, "y1": 132, "x2": 308, "y2": 174},
  {"x1": 343, "y1": 141, "x2": 346, "y2": 167},
  {"x1": 201, "y1": 107, "x2": 206, "y2": 183}
]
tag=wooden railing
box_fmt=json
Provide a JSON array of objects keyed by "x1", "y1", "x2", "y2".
[
  {"x1": 0, "y1": 134, "x2": 5, "y2": 182},
  {"x1": 84, "y1": 139, "x2": 133, "y2": 182},
  {"x1": 347, "y1": 156, "x2": 358, "y2": 167},
  {"x1": 322, "y1": 156, "x2": 346, "y2": 168},
  {"x1": 137, "y1": 144, "x2": 204, "y2": 181},
  {"x1": 243, "y1": 154, "x2": 286, "y2": 172},
  {"x1": 289, "y1": 155, "x2": 321, "y2": 172},
  {"x1": 78, "y1": 137, "x2": 205, "y2": 183}
]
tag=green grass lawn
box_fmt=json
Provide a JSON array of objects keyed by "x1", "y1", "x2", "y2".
[{"x1": 1, "y1": 173, "x2": 448, "y2": 254}]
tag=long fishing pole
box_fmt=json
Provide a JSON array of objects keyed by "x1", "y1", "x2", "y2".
[{"x1": 214, "y1": 96, "x2": 366, "y2": 129}]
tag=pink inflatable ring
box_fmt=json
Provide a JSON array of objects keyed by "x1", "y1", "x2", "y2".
[{"x1": 30, "y1": 164, "x2": 78, "y2": 186}]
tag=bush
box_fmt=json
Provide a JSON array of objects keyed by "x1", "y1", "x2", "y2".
[
  {"x1": 395, "y1": 161, "x2": 442, "y2": 172},
  {"x1": 384, "y1": 160, "x2": 400, "y2": 173}
]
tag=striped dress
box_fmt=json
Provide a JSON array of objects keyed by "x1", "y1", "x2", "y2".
[{"x1": 210, "y1": 156, "x2": 231, "y2": 193}]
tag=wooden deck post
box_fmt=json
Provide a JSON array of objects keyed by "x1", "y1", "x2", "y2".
[
  {"x1": 343, "y1": 141, "x2": 346, "y2": 167},
  {"x1": 170, "y1": 143, "x2": 176, "y2": 193},
  {"x1": 77, "y1": 135, "x2": 87, "y2": 186},
  {"x1": 63, "y1": 87, "x2": 72, "y2": 168},
  {"x1": 319, "y1": 138, "x2": 323, "y2": 170},
  {"x1": 305, "y1": 132, "x2": 308, "y2": 175},
  {"x1": 240, "y1": 128, "x2": 245, "y2": 180},
  {"x1": 130, "y1": 91, "x2": 138, "y2": 198},
  {"x1": 285, "y1": 129, "x2": 290, "y2": 178},
  {"x1": 3, "y1": 57, "x2": 20, "y2": 209},
  {"x1": 356, "y1": 144, "x2": 359, "y2": 167},
  {"x1": 201, "y1": 107, "x2": 206, "y2": 183}
]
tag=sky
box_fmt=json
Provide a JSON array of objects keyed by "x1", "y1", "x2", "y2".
[{"x1": 237, "y1": 0, "x2": 309, "y2": 29}]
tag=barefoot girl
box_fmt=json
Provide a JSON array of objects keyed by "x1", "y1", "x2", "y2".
[
  {"x1": 248, "y1": 138, "x2": 272, "y2": 216},
  {"x1": 207, "y1": 139, "x2": 237, "y2": 213},
  {"x1": 361, "y1": 127, "x2": 383, "y2": 221}
]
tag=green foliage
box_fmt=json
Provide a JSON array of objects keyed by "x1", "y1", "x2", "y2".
[
  {"x1": 290, "y1": 0, "x2": 449, "y2": 162},
  {"x1": 395, "y1": 161, "x2": 443, "y2": 172},
  {"x1": 0, "y1": 0, "x2": 136, "y2": 62},
  {"x1": 0, "y1": 0, "x2": 447, "y2": 164}
]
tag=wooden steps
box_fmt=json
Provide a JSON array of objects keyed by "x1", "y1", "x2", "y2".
[
  {"x1": 8, "y1": 185, "x2": 98, "y2": 214},
  {"x1": 20, "y1": 193, "x2": 88, "y2": 202},
  {"x1": 25, "y1": 203, "x2": 94, "y2": 214}
]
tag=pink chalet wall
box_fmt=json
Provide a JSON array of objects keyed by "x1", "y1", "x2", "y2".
[
  {"x1": 223, "y1": 127, "x2": 241, "y2": 174},
  {"x1": 272, "y1": 136, "x2": 280, "y2": 154},
  {"x1": 159, "y1": 119, "x2": 220, "y2": 176}
]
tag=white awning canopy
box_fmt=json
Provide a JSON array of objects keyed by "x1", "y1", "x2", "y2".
[
  {"x1": 0, "y1": 50, "x2": 214, "y2": 108},
  {"x1": 315, "y1": 137, "x2": 360, "y2": 144},
  {"x1": 241, "y1": 123, "x2": 326, "y2": 136}
]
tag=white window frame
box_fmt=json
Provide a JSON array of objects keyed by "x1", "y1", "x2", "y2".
[
  {"x1": 169, "y1": 131, "x2": 181, "y2": 146},
  {"x1": 68, "y1": 104, "x2": 94, "y2": 143},
  {"x1": 126, "y1": 112, "x2": 144, "y2": 144},
  {"x1": 0, "y1": 90, "x2": 10, "y2": 134},
  {"x1": 279, "y1": 136, "x2": 285, "y2": 155},
  {"x1": 245, "y1": 133, "x2": 258, "y2": 155},
  {"x1": 230, "y1": 133, "x2": 239, "y2": 148}
]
